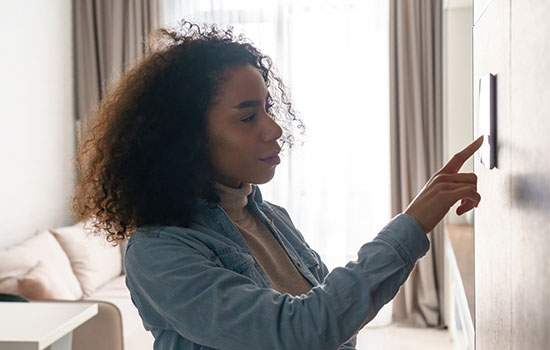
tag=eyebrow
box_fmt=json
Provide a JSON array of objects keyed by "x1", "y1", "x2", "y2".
[
  {"x1": 233, "y1": 100, "x2": 262, "y2": 109},
  {"x1": 232, "y1": 90, "x2": 270, "y2": 109}
]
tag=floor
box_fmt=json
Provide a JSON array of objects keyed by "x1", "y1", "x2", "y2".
[{"x1": 356, "y1": 324, "x2": 454, "y2": 350}]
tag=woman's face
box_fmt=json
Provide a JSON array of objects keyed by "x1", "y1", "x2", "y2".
[{"x1": 206, "y1": 64, "x2": 283, "y2": 188}]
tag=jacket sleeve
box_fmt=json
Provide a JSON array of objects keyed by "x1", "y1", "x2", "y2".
[
  {"x1": 290, "y1": 215, "x2": 357, "y2": 350},
  {"x1": 125, "y1": 213, "x2": 429, "y2": 350},
  {"x1": 311, "y1": 249, "x2": 357, "y2": 350}
]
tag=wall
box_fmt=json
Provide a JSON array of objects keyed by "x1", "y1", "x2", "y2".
[
  {"x1": 0, "y1": 0, "x2": 75, "y2": 249},
  {"x1": 473, "y1": 0, "x2": 550, "y2": 348}
]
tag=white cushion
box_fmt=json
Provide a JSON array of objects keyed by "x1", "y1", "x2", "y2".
[
  {"x1": 0, "y1": 229, "x2": 83, "y2": 299},
  {"x1": 0, "y1": 275, "x2": 18, "y2": 295},
  {"x1": 50, "y1": 222, "x2": 122, "y2": 296},
  {"x1": 18, "y1": 260, "x2": 82, "y2": 300}
]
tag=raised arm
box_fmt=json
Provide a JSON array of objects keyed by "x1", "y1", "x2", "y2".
[{"x1": 125, "y1": 213, "x2": 429, "y2": 350}]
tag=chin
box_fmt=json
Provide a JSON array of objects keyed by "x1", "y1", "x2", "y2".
[{"x1": 250, "y1": 170, "x2": 276, "y2": 185}]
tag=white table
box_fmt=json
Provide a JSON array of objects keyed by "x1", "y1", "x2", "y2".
[{"x1": 0, "y1": 301, "x2": 98, "y2": 350}]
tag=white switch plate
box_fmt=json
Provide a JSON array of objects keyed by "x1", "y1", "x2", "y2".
[{"x1": 478, "y1": 74, "x2": 497, "y2": 169}]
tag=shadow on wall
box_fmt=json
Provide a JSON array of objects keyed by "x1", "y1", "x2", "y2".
[{"x1": 510, "y1": 172, "x2": 550, "y2": 212}]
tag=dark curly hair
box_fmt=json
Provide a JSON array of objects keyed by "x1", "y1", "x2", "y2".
[{"x1": 72, "y1": 20, "x2": 304, "y2": 244}]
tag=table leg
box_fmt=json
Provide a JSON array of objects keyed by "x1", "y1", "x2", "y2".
[{"x1": 46, "y1": 331, "x2": 73, "y2": 350}]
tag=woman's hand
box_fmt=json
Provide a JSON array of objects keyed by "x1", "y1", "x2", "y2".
[{"x1": 404, "y1": 135, "x2": 484, "y2": 234}]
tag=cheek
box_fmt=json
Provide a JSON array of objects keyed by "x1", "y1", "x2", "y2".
[{"x1": 209, "y1": 132, "x2": 251, "y2": 168}]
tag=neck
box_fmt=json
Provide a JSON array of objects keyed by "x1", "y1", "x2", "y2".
[
  {"x1": 214, "y1": 181, "x2": 253, "y2": 219},
  {"x1": 216, "y1": 179, "x2": 243, "y2": 189}
]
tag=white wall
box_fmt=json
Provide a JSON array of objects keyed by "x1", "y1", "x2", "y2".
[{"x1": 0, "y1": 0, "x2": 75, "y2": 249}]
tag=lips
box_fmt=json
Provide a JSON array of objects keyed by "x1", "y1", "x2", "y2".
[{"x1": 260, "y1": 150, "x2": 281, "y2": 161}]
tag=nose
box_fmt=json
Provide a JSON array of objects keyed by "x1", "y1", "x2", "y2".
[{"x1": 261, "y1": 112, "x2": 283, "y2": 143}]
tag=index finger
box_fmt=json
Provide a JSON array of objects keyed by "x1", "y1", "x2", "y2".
[{"x1": 438, "y1": 135, "x2": 484, "y2": 174}]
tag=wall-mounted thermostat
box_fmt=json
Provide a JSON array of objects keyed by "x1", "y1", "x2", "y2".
[{"x1": 478, "y1": 74, "x2": 497, "y2": 169}]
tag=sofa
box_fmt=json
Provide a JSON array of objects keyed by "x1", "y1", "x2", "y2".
[{"x1": 0, "y1": 222, "x2": 154, "y2": 350}]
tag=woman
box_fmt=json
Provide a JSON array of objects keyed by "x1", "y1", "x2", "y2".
[{"x1": 73, "y1": 20, "x2": 483, "y2": 350}]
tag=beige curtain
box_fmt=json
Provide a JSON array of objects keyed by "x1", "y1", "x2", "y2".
[
  {"x1": 389, "y1": 0, "x2": 444, "y2": 328},
  {"x1": 74, "y1": 0, "x2": 160, "y2": 123}
]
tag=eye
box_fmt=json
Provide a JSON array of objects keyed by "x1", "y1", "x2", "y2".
[
  {"x1": 241, "y1": 114, "x2": 256, "y2": 123},
  {"x1": 241, "y1": 99, "x2": 272, "y2": 123}
]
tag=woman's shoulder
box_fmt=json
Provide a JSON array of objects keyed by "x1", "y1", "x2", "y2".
[
  {"x1": 131, "y1": 224, "x2": 203, "y2": 239},
  {"x1": 128, "y1": 223, "x2": 224, "y2": 251}
]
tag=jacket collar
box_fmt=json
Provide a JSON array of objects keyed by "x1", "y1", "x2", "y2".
[{"x1": 250, "y1": 183, "x2": 263, "y2": 205}]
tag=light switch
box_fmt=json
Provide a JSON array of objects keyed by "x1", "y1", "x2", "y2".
[{"x1": 478, "y1": 74, "x2": 497, "y2": 169}]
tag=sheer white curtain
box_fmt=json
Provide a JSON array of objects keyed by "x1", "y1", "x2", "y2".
[{"x1": 160, "y1": 0, "x2": 391, "y2": 325}]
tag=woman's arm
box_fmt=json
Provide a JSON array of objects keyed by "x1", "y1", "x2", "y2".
[
  {"x1": 286, "y1": 211, "x2": 357, "y2": 349},
  {"x1": 125, "y1": 213, "x2": 429, "y2": 350},
  {"x1": 309, "y1": 248, "x2": 357, "y2": 350}
]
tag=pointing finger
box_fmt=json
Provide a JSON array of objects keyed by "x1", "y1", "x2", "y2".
[{"x1": 438, "y1": 135, "x2": 484, "y2": 174}]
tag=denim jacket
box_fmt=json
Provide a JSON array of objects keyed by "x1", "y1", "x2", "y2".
[{"x1": 125, "y1": 184, "x2": 430, "y2": 350}]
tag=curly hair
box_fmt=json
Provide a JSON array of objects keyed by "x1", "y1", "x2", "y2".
[{"x1": 72, "y1": 20, "x2": 304, "y2": 244}]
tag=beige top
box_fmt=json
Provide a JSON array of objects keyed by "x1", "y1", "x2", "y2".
[{"x1": 214, "y1": 181, "x2": 313, "y2": 296}]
